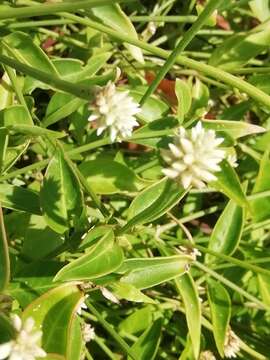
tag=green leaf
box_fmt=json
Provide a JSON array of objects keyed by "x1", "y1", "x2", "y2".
[
  {"x1": 207, "y1": 279, "x2": 231, "y2": 357},
  {"x1": 0, "y1": 105, "x2": 32, "y2": 127},
  {"x1": 207, "y1": 197, "x2": 245, "y2": 260},
  {"x1": 251, "y1": 151, "x2": 270, "y2": 222},
  {"x1": 0, "y1": 127, "x2": 8, "y2": 174},
  {"x1": 125, "y1": 178, "x2": 187, "y2": 228},
  {"x1": 40, "y1": 148, "x2": 84, "y2": 234},
  {"x1": 7, "y1": 124, "x2": 65, "y2": 138},
  {"x1": 0, "y1": 207, "x2": 10, "y2": 292},
  {"x1": 54, "y1": 230, "x2": 124, "y2": 282},
  {"x1": 110, "y1": 282, "x2": 155, "y2": 304},
  {"x1": 22, "y1": 215, "x2": 64, "y2": 260},
  {"x1": 0, "y1": 72, "x2": 14, "y2": 110},
  {"x1": 211, "y1": 160, "x2": 248, "y2": 208},
  {"x1": 3, "y1": 31, "x2": 59, "y2": 76},
  {"x1": 22, "y1": 284, "x2": 84, "y2": 358},
  {"x1": 249, "y1": 74, "x2": 270, "y2": 96},
  {"x1": 79, "y1": 159, "x2": 148, "y2": 194},
  {"x1": 128, "y1": 318, "x2": 162, "y2": 360},
  {"x1": 67, "y1": 316, "x2": 83, "y2": 360},
  {"x1": 119, "y1": 255, "x2": 191, "y2": 290},
  {"x1": 175, "y1": 78, "x2": 192, "y2": 123},
  {"x1": 0, "y1": 184, "x2": 41, "y2": 214},
  {"x1": 258, "y1": 274, "x2": 270, "y2": 306},
  {"x1": 43, "y1": 93, "x2": 86, "y2": 127},
  {"x1": 130, "y1": 88, "x2": 169, "y2": 123},
  {"x1": 9, "y1": 261, "x2": 61, "y2": 308},
  {"x1": 202, "y1": 119, "x2": 265, "y2": 139},
  {"x1": 209, "y1": 27, "x2": 270, "y2": 70},
  {"x1": 119, "y1": 306, "x2": 153, "y2": 335},
  {"x1": 175, "y1": 273, "x2": 201, "y2": 359},
  {"x1": 249, "y1": 0, "x2": 270, "y2": 21},
  {"x1": 189, "y1": 79, "x2": 209, "y2": 118},
  {"x1": 131, "y1": 116, "x2": 177, "y2": 148},
  {"x1": 90, "y1": 4, "x2": 144, "y2": 63},
  {"x1": 54, "y1": 52, "x2": 111, "y2": 82}
]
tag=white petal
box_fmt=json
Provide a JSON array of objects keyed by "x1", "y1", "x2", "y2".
[
  {"x1": 168, "y1": 143, "x2": 182, "y2": 158},
  {"x1": 11, "y1": 315, "x2": 22, "y2": 332},
  {"x1": 162, "y1": 168, "x2": 180, "y2": 179},
  {"x1": 0, "y1": 342, "x2": 12, "y2": 359},
  {"x1": 181, "y1": 172, "x2": 192, "y2": 189},
  {"x1": 180, "y1": 138, "x2": 194, "y2": 154}
]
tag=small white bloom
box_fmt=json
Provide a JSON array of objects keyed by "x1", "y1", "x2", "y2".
[
  {"x1": 227, "y1": 153, "x2": 238, "y2": 168},
  {"x1": 162, "y1": 122, "x2": 225, "y2": 189},
  {"x1": 0, "y1": 315, "x2": 46, "y2": 360},
  {"x1": 199, "y1": 350, "x2": 216, "y2": 360},
  {"x1": 88, "y1": 81, "x2": 141, "y2": 142},
  {"x1": 100, "y1": 287, "x2": 120, "y2": 304},
  {"x1": 82, "y1": 323, "x2": 95, "y2": 343},
  {"x1": 224, "y1": 329, "x2": 240, "y2": 358}
]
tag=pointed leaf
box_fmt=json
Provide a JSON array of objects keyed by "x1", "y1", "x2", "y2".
[
  {"x1": 128, "y1": 319, "x2": 162, "y2": 360},
  {"x1": 119, "y1": 255, "x2": 191, "y2": 290},
  {"x1": 110, "y1": 282, "x2": 155, "y2": 304},
  {"x1": 90, "y1": 4, "x2": 144, "y2": 63},
  {"x1": 0, "y1": 207, "x2": 10, "y2": 292},
  {"x1": 40, "y1": 148, "x2": 84, "y2": 234},
  {"x1": 175, "y1": 79, "x2": 192, "y2": 123},
  {"x1": 126, "y1": 178, "x2": 187, "y2": 228},
  {"x1": 0, "y1": 127, "x2": 8, "y2": 174},
  {"x1": 202, "y1": 119, "x2": 265, "y2": 139},
  {"x1": 207, "y1": 198, "x2": 245, "y2": 260},
  {"x1": 251, "y1": 151, "x2": 270, "y2": 222},
  {"x1": 79, "y1": 159, "x2": 148, "y2": 194},
  {"x1": 0, "y1": 184, "x2": 41, "y2": 214},
  {"x1": 54, "y1": 230, "x2": 124, "y2": 282},
  {"x1": 209, "y1": 27, "x2": 270, "y2": 70},
  {"x1": 4, "y1": 31, "x2": 59, "y2": 76},
  {"x1": 175, "y1": 273, "x2": 201, "y2": 359},
  {"x1": 211, "y1": 160, "x2": 248, "y2": 207},
  {"x1": 22, "y1": 284, "x2": 84, "y2": 357},
  {"x1": 207, "y1": 279, "x2": 231, "y2": 357}
]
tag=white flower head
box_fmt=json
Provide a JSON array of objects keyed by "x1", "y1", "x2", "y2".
[
  {"x1": 88, "y1": 81, "x2": 141, "y2": 142},
  {"x1": 162, "y1": 121, "x2": 225, "y2": 189},
  {"x1": 82, "y1": 323, "x2": 95, "y2": 343},
  {"x1": 199, "y1": 350, "x2": 216, "y2": 360},
  {"x1": 0, "y1": 315, "x2": 46, "y2": 360},
  {"x1": 224, "y1": 329, "x2": 240, "y2": 358}
]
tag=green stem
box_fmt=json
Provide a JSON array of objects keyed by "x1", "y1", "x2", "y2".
[
  {"x1": 61, "y1": 13, "x2": 270, "y2": 109},
  {"x1": 86, "y1": 301, "x2": 138, "y2": 360},
  {"x1": 0, "y1": 53, "x2": 92, "y2": 100},
  {"x1": 0, "y1": 0, "x2": 135, "y2": 20},
  {"x1": 195, "y1": 261, "x2": 270, "y2": 311},
  {"x1": 186, "y1": 242, "x2": 270, "y2": 278},
  {"x1": 0, "y1": 205, "x2": 10, "y2": 292},
  {"x1": 1, "y1": 19, "x2": 75, "y2": 29},
  {"x1": 140, "y1": 0, "x2": 224, "y2": 105},
  {"x1": 130, "y1": 15, "x2": 197, "y2": 23}
]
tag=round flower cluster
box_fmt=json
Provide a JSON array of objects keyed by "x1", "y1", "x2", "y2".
[
  {"x1": 0, "y1": 315, "x2": 46, "y2": 360},
  {"x1": 162, "y1": 122, "x2": 225, "y2": 189},
  {"x1": 88, "y1": 81, "x2": 140, "y2": 142}
]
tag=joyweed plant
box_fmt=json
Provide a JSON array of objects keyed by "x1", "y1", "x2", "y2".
[{"x1": 1, "y1": 0, "x2": 270, "y2": 359}]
